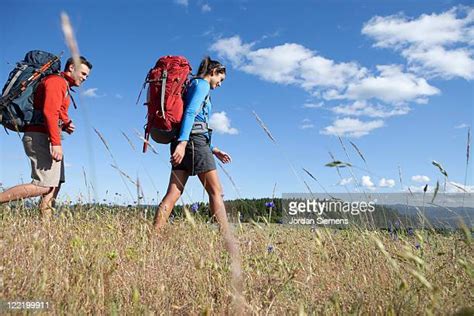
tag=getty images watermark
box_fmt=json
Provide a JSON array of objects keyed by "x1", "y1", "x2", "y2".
[
  {"x1": 282, "y1": 192, "x2": 473, "y2": 227},
  {"x1": 283, "y1": 195, "x2": 375, "y2": 225}
]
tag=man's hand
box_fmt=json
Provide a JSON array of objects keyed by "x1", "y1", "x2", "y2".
[
  {"x1": 212, "y1": 148, "x2": 232, "y2": 164},
  {"x1": 171, "y1": 141, "x2": 187, "y2": 166},
  {"x1": 51, "y1": 145, "x2": 63, "y2": 161},
  {"x1": 64, "y1": 121, "x2": 75, "y2": 134}
]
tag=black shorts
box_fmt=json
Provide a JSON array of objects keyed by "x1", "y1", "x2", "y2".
[{"x1": 170, "y1": 134, "x2": 216, "y2": 176}]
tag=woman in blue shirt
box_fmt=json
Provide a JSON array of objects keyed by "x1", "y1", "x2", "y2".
[{"x1": 153, "y1": 57, "x2": 232, "y2": 233}]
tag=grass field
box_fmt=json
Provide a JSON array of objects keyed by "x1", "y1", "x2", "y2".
[{"x1": 1, "y1": 207, "x2": 472, "y2": 315}]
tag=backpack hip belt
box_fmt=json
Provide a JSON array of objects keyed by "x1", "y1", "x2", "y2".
[{"x1": 191, "y1": 122, "x2": 210, "y2": 135}]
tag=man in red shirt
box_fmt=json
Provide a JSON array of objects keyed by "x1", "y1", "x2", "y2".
[{"x1": 0, "y1": 56, "x2": 92, "y2": 218}]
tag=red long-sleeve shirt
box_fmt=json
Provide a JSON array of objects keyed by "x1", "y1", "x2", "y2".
[{"x1": 25, "y1": 72, "x2": 74, "y2": 145}]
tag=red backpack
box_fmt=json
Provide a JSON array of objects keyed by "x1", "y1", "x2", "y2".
[{"x1": 138, "y1": 56, "x2": 192, "y2": 153}]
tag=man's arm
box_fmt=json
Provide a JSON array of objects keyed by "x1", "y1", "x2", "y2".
[{"x1": 42, "y1": 77, "x2": 67, "y2": 146}]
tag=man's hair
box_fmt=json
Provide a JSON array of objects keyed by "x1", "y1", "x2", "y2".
[{"x1": 64, "y1": 56, "x2": 93, "y2": 72}]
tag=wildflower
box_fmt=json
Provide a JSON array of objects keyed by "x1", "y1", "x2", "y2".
[
  {"x1": 265, "y1": 201, "x2": 275, "y2": 208},
  {"x1": 389, "y1": 222, "x2": 398, "y2": 240},
  {"x1": 415, "y1": 242, "x2": 421, "y2": 250},
  {"x1": 267, "y1": 245, "x2": 274, "y2": 253},
  {"x1": 394, "y1": 220, "x2": 401, "y2": 229},
  {"x1": 407, "y1": 227, "x2": 414, "y2": 236},
  {"x1": 191, "y1": 203, "x2": 199, "y2": 213}
]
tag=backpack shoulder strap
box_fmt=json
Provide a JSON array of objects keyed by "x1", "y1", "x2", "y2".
[
  {"x1": 2, "y1": 64, "x2": 28, "y2": 98},
  {"x1": 52, "y1": 73, "x2": 78, "y2": 109},
  {"x1": 190, "y1": 78, "x2": 211, "y2": 120},
  {"x1": 201, "y1": 93, "x2": 210, "y2": 119}
]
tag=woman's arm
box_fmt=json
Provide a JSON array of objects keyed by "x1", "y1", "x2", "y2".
[
  {"x1": 172, "y1": 80, "x2": 210, "y2": 166},
  {"x1": 177, "y1": 80, "x2": 210, "y2": 142},
  {"x1": 212, "y1": 147, "x2": 232, "y2": 164}
]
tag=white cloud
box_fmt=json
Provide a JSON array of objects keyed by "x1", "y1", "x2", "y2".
[
  {"x1": 455, "y1": 123, "x2": 470, "y2": 129},
  {"x1": 174, "y1": 0, "x2": 188, "y2": 7},
  {"x1": 362, "y1": 6, "x2": 474, "y2": 80},
  {"x1": 240, "y1": 43, "x2": 314, "y2": 85},
  {"x1": 210, "y1": 33, "x2": 448, "y2": 138},
  {"x1": 299, "y1": 55, "x2": 367, "y2": 90},
  {"x1": 115, "y1": 94, "x2": 123, "y2": 99},
  {"x1": 210, "y1": 36, "x2": 440, "y2": 134},
  {"x1": 211, "y1": 37, "x2": 366, "y2": 90},
  {"x1": 321, "y1": 118, "x2": 384, "y2": 138},
  {"x1": 411, "y1": 175, "x2": 430, "y2": 183},
  {"x1": 361, "y1": 175, "x2": 375, "y2": 188},
  {"x1": 209, "y1": 36, "x2": 253, "y2": 67},
  {"x1": 303, "y1": 102, "x2": 323, "y2": 109},
  {"x1": 81, "y1": 88, "x2": 102, "y2": 98},
  {"x1": 340, "y1": 65, "x2": 440, "y2": 104},
  {"x1": 210, "y1": 36, "x2": 439, "y2": 105},
  {"x1": 405, "y1": 185, "x2": 432, "y2": 193},
  {"x1": 379, "y1": 178, "x2": 395, "y2": 188},
  {"x1": 332, "y1": 101, "x2": 410, "y2": 118},
  {"x1": 402, "y1": 45, "x2": 474, "y2": 80},
  {"x1": 201, "y1": 4, "x2": 211, "y2": 12},
  {"x1": 406, "y1": 182, "x2": 473, "y2": 193},
  {"x1": 446, "y1": 181, "x2": 474, "y2": 193},
  {"x1": 260, "y1": 30, "x2": 282, "y2": 41},
  {"x1": 338, "y1": 177, "x2": 353, "y2": 186},
  {"x1": 300, "y1": 118, "x2": 314, "y2": 129},
  {"x1": 209, "y1": 111, "x2": 239, "y2": 135}
]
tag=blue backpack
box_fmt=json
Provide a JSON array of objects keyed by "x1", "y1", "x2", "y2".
[{"x1": 0, "y1": 50, "x2": 61, "y2": 132}]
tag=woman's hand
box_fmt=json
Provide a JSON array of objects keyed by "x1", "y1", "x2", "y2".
[
  {"x1": 171, "y1": 141, "x2": 187, "y2": 166},
  {"x1": 212, "y1": 148, "x2": 232, "y2": 164}
]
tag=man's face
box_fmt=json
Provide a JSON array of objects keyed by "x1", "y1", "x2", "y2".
[
  {"x1": 210, "y1": 72, "x2": 226, "y2": 90},
  {"x1": 69, "y1": 63, "x2": 91, "y2": 87}
]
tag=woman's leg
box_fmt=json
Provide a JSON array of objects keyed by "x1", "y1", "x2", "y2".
[
  {"x1": 198, "y1": 169, "x2": 242, "y2": 303},
  {"x1": 153, "y1": 170, "x2": 189, "y2": 231},
  {"x1": 197, "y1": 169, "x2": 230, "y2": 233}
]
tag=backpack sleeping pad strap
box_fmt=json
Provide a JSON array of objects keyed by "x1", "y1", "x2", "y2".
[{"x1": 160, "y1": 70, "x2": 167, "y2": 119}]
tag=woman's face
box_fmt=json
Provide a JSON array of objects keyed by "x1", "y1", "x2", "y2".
[{"x1": 209, "y1": 71, "x2": 226, "y2": 90}]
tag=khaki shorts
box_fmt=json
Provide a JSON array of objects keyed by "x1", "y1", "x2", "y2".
[{"x1": 22, "y1": 132, "x2": 65, "y2": 187}]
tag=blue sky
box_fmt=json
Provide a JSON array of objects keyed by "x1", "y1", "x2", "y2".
[{"x1": 1, "y1": 0, "x2": 473, "y2": 205}]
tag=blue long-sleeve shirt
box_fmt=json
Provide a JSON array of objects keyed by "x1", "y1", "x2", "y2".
[{"x1": 178, "y1": 78, "x2": 213, "y2": 148}]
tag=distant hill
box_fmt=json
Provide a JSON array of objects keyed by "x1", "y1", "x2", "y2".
[{"x1": 385, "y1": 204, "x2": 473, "y2": 228}]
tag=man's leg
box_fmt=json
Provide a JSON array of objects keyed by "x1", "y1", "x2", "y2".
[
  {"x1": 0, "y1": 183, "x2": 51, "y2": 203},
  {"x1": 153, "y1": 170, "x2": 189, "y2": 231},
  {"x1": 52, "y1": 184, "x2": 61, "y2": 208},
  {"x1": 39, "y1": 186, "x2": 56, "y2": 219},
  {"x1": 38, "y1": 184, "x2": 61, "y2": 219}
]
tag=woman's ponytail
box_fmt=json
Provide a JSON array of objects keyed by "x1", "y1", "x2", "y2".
[{"x1": 196, "y1": 56, "x2": 226, "y2": 78}]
